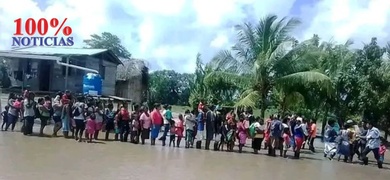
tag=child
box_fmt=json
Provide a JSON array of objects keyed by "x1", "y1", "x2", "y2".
[
  {"x1": 86, "y1": 114, "x2": 96, "y2": 143},
  {"x1": 379, "y1": 138, "x2": 387, "y2": 163},
  {"x1": 94, "y1": 107, "x2": 104, "y2": 140},
  {"x1": 1, "y1": 106, "x2": 9, "y2": 131},
  {"x1": 131, "y1": 116, "x2": 140, "y2": 144},
  {"x1": 282, "y1": 128, "x2": 291, "y2": 158},
  {"x1": 175, "y1": 114, "x2": 184, "y2": 147},
  {"x1": 169, "y1": 120, "x2": 176, "y2": 147}
]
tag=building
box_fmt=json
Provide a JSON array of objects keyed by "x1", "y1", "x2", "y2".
[
  {"x1": 115, "y1": 58, "x2": 148, "y2": 104},
  {"x1": 0, "y1": 47, "x2": 122, "y2": 95}
]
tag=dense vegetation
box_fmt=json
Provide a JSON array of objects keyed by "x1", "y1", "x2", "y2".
[{"x1": 148, "y1": 15, "x2": 390, "y2": 138}]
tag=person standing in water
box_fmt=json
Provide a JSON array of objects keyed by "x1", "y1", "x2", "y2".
[
  {"x1": 293, "y1": 118, "x2": 305, "y2": 159},
  {"x1": 139, "y1": 106, "x2": 151, "y2": 145},
  {"x1": 94, "y1": 106, "x2": 104, "y2": 140},
  {"x1": 72, "y1": 97, "x2": 86, "y2": 142},
  {"x1": 5, "y1": 93, "x2": 20, "y2": 131},
  {"x1": 104, "y1": 102, "x2": 116, "y2": 141},
  {"x1": 61, "y1": 96, "x2": 71, "y2": 138},
  {"x1": 268, "y1": 115, "x2": 283, "y2": 156},
  {"x1": 251, "y1": 117, "x2": 264, "y2": 154},
  {"x1": 175, "y1": 114, "x2": 184, "y2": 147},
  {"x1": 359, "y1": 121, "x2": 382, "y2": 168},
  {"x1": 308, "y1": 118, "x2": 317, "y2": 152},
  {"x1": 205, "y1": 105, "x2": 215, "y2": 150},
  {"x1": 150, "y1": 103, "x2": 162, "y2": 145},
  {"x1": 116, "y1": 103, "x2": 130, "y2": 142},
  {"x1": 52, "y1": 95, "x2": 63, "y2": 137},
  {"x1": 237, "y1": 115, "x2": 250, "y2": 153},
  {"x1": 196, "y1": 108, "x2": 205, "y2": 149},
  {"x1": 23, "y1": 93, "x2": 36, "y2": 135},
  {"x1": 184, "y1": 110, "x2": 196, "y2": 148},
  {"x1": 37, "y1": 96, "x2": 52, "y2": 136}
]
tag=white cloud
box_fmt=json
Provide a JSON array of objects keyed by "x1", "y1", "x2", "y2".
[
  {"x1": 1, "y1": 0, "x2": 390, "y2": 73},
  {"x1": 210, "y1": 34, "x2": 228, "y2": 48},
  {"x1": 301, "y1": 0, "x2": 390, "y2": 45}
]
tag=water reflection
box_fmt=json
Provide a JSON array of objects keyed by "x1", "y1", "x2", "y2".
[{"x1": 0, "y1": 124, "x2": 389, "y2": 180}]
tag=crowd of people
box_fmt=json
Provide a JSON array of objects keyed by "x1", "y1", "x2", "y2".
[{"x1": 0, "y1": 91, "x2": 387, "y2": 169}]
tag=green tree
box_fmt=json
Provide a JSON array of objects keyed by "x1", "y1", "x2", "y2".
[
  {"x1": 206, "y1": 14, "x2": 332, "y2": 118},
  {"x1": 84, "y1": 32, "x2": 131, "y2": 58}
]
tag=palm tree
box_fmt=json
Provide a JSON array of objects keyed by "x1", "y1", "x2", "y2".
[{"x1": 206, "y1": 14, "x2": 332, "y2": 118}]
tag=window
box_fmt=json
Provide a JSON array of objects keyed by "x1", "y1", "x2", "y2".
[{"x1": 99, "y1": 64, "x2": 105, "y2": 79}]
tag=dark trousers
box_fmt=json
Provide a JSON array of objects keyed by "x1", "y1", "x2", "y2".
[
  {"x1": 361, "y1": 146, "x2": 381, "y2": 167},
  {"x1": 5, "y1": 114, "x2": 18, "y2": 131},
  {"x1": 118, "y1": 121, "x2": 129, "y2": 142},
  {"x1": 161, "y1": 123, "x2": 170, "y2": 140},
  {"x1": 105, "y1": 121, "x2": 115, "y2": 140},
  {"x1": 23, "y1": 116, "x2": 35, "y2": 135},
  {"x1": 309, "y1": 137, "x2": 315, "y2": 152}
]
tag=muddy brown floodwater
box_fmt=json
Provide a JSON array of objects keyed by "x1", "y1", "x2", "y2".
[{"x1": 0, "y1": 123, "x2": 389, "y2": 180}]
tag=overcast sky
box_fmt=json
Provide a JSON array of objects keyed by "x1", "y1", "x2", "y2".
[{"x1": 1, "y1": 0, "x2": 390, "y2": 73}]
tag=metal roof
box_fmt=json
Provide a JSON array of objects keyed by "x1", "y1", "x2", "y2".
[{"x1": 0, "y1": 47, "x2": 122, "y2": 65}]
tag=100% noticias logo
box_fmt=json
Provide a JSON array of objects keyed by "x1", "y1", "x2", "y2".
[{"x1": 12, "y1": 18, "x2": 74, "y2": 47}]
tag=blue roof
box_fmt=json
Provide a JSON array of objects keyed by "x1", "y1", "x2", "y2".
[{"x1": 1, "y1": 47, "x2": 122, "y2": 65}]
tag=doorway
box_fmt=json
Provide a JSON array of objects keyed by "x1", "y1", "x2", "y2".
[{"x1": 38, "y1": 60, "x2": 51, "y2": 91}]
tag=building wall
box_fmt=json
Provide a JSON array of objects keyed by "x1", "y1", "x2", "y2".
[
  {"x1": 115, "y1": 76, "x2": 143, "y2": 104},
  {"x1": 7, "y1": 56, "x2": 118, "y2": 95}
]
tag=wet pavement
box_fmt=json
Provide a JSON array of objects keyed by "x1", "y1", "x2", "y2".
[{"x1": 0, "y1": 123, "x2": 389, "y2": 180}]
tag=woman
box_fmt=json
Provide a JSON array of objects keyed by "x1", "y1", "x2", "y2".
[
  {"x1": 226, "y1": 114, "x2": 236, "y2": 152},
  {"x1": 52, "y1": 95, "x2": 63, "y2": 137},
  {"x1": 116, "y1": 103, "x2": 130, "y2": 142},
  {"x1": 293, "y1": 118, "x2": 305, "y2": 159},
  {"x1": 150, "y1": 103, "x2": 162, "y2": 145},
  {"x1": 236, "y1": 115, "x2": 250, "y2": 153},
  {"x1": 5, "y1": 93, "x2": 20, "y2": 131},
  {"x1": 140, "y1": 106, "x2": 152, "y2": 145},
  {"x1": 104, "y1": 102, "x2": 116, "y2": 141},
  {"x1": 23, "y1": 93, "x2": 36, "y2": 135},
  {"x1": 324, "y1": 120, "x2": 338, "y2": 160},
  {"x1": 38, "y1": 96, "x2": 52, "y2": 136},
  {"x1": 61, "y1": 97, "x2": 72, "y2": 138},
  {"x1": 251, "y1": 117, "x2": 265, "y2": 154},
  {"x1": 337, "y1": 124, "x2": 352, "y2": 162}
]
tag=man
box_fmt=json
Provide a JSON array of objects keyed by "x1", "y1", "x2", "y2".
[
  {"x1": 360, "y1": 121, "x2": 382, "y2": 168},
  {"x1": 161, "y1": 105, "x2": 173, "y2": 146},
  {"x1": 159, "y1": 104, "x2": 169, "y2": 142},
  {"x1": 308, "y1": 119, "x2": 317, "y2": 152},
  {"x1": 196, "y1": 108, "x2": 205, "y2": 149},
  {"x1": 205, "y1": 105, "x2": 215, "y2": 150},
  {"x1": 268, "y1": 114, "x2": 283, "y2": 156}
]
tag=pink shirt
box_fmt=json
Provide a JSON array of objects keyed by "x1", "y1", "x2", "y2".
[
  {"x1": 379, "y1": 145, "x2": 386, "y2": 155},
  {"x1": 283, "y1": 133, "x2": 290, "y2": 145},
  {"x1": 140, "y1": 113, "x2": 152, "y2": 129}
]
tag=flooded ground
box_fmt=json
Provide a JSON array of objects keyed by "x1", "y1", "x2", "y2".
[{"x1": 0, "y1": 123, "x2": 389, "y2": 180}]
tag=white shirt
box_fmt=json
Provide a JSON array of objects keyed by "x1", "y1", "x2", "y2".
[
  {"x1": 366, "y1": 127, "x2": 380, "y2": 149},
  {"x1": 95, "y1": 111, "x2": 104, "y2": 123},
  {"x1": 162, "y1": 109, "x2": 168, "y2": 124},
  {"x1": 73, "y1": 102, "x2": 85, "y2": 120}
]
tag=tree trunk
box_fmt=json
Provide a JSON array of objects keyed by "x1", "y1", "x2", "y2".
[
  {"x1": 321, "y1": 106, "x2": 329, "y2": 142},
  {"x1": 260, "y1": 97, "x2": 266, "y2": 119}
]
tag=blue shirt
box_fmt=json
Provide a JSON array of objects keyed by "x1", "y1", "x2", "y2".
[{"x1": 197, "y1": 112, "x2": 204, "y2": 131}]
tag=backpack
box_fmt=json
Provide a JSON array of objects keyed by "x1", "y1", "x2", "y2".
[{"x1": 270, "y1": 120, "x2": 282, "y2": 137}]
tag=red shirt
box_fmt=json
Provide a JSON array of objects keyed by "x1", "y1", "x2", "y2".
[{"x1": 151, "y1": 109, "x2": 162, "y2": 125}]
